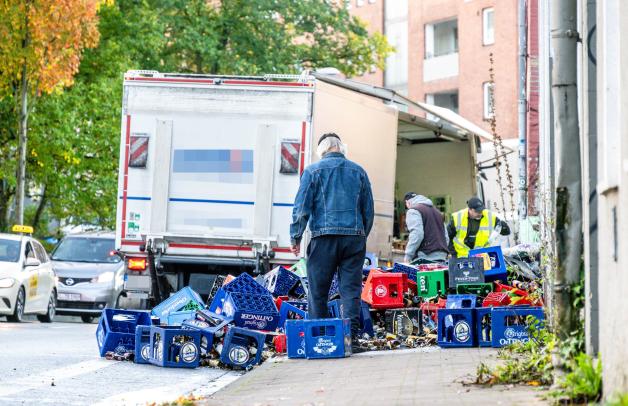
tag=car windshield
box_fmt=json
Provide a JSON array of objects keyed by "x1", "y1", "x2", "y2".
[
  {"x1": 0, "y1": 239, "x2": 20, "y2": 263},
  {"x1": 51, "y1": 237, "x2": 120, "y2": 263}
]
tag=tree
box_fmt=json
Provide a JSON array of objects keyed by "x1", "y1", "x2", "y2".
[
  {"x1": 0, "y1": 0, "x2": 105, "y2": 225},
  {"x1": 157, "y1": 0, "x2": 392, "y2": 76}
]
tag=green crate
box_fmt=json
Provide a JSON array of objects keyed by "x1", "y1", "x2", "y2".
[
  {"x1": 456, "y1": 283, "x2": 493, "y2": 297},
  {"x1": 417, "y1": 270, "x2": 446, "y2": 298}
]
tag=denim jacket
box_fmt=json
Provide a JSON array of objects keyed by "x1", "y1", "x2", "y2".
[{"x1": 290, "y1": 152, "x2": 374, "y2": 245}]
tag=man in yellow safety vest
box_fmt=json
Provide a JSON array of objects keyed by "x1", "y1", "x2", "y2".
[{"x1": 446, "y1": 197, "x2": 511, "y2": 257}]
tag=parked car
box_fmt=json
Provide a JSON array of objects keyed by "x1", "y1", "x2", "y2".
[
  {"x1": 0, "y1": 226, "x2": 57, "y2": 322},
  {"x1": 51, "y1": 232, "x2": 124, "y2": 323}
]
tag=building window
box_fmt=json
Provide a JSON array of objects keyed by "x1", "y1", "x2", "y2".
[
  {"x1": 426, "y1": 91, "x2": 459, "y2": 120},
  {"x1": 369, "y1": 0, "x2": 376, "y2": 3},
  {"x1": 483, "y1": 82, "x2": 495, "y2": 119},
  {"x1": 425, "y1": 19, "x2": 458, "y2": 59},
  {"x1": 483, "y1": 8, "x2": 495, "y2": 45},
  {"x1": 345, "y1": 0, "x2": 351, "y2": 10},
  {"x1": 357, "y1": 0, "x2": 364, "y2": 6}
]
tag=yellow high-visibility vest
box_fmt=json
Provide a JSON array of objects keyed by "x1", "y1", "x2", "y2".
[{"x1": 452, "y1": 209, "x2": 497, "y2": 257}]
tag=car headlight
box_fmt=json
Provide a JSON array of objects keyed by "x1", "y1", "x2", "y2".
[
  {"x1": 0, "y1": 278, "x2": 16, "y2": 288},
  {"x1": 91, "y1": 272, "x2": 114, "y2": 284}
]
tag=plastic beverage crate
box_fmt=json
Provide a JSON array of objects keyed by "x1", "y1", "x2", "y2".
[
  {"x1": 209, "y1": 273, "x2": 270, "y2": 314},
  {"x1": 222, "y1": 292, "x2": 280, "y2": 331},
  {"x1": 328, "y1": 273, "x2": 340, "y2": 299},
  {"x1": 96, "y1": 309, "x2": 152, "y2": 357},
  {"x1": 417, "y1": 270, "x2": 446, "y2": 298},
  {"x1": 278, "y1": 301, "x2": 308, "y2": 331},
  {"x1": 149, "y1": 326, "x2": 201, "y2": 368},
  {"x1": 482, "y1": 292, "x2": 511, "y2": 307},
  {"x1": 304, "y1": 318, "x2": 352, "y2": 359},
  {"x1": 151, "y1": 287, "x2": 204, "y2": 321},
  {"x1": 491, "y1": 307, "x2": 544, "y2": 348},
  {"x1": 393, "y1": 263, "x2": 420, "y2": 283},
  {"x1": 361, "y1": 271, "x2": 408, "y2": 309},
  {"x1": 446, "y1": 294, "x2": 478, "y2": 309},
  {"x1": 448, "y1": 257, "x2": 485, "y2": 287},
  {"x1": 134, "y1": 325, "x2": 152, "y2": 364},
  {"x1": 219, "y1": 326, "x2": 266, "y2": 369},
  {"x1": 456, "y1": 283, "x2": 493, "y2": 297},
  {"x1": 327, "y1": 299, "x2": 374, "y2": 337},
  {"x1": 469, "y1": 246, "x2": 508, "y2": 282},
  {"x1": 263, "y1": 266, "x2": 301, "y2": 297},
  {"x1": 437, "y1": 308, "x2": 477, "y2": 348},
  {"x1": 476, "y1": 307, "x2": 493, "y2": 347},
  {"x1": 286, "y1": 319, "x2": 306, "y2": 359},
  {"x1": 165, "y1": 310, "x2": 197, "y2": 326},
  {"x1": 182, "y1": 314, "x2": 231, "y2": 356}
]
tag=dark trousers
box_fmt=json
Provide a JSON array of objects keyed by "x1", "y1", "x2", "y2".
[{"x1": 306, "y1": 234, "x2": 366, "y2": 336}]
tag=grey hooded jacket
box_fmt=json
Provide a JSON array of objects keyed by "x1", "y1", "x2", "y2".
[{"x1": 405, "y1": 195, "x2": 449, "y2": 261}]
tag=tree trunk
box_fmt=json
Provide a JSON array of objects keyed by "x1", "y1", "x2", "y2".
[
  {"x1": 15, "y1": 63, "x2": 29, "y2": 226},
  {"x1": 32, "y1": 185, "x2": 47, "y2": 230}
]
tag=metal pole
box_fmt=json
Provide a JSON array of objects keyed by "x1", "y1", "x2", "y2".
[
  {"x1": 550, "y1": 0, "x2": 582, "y2": 340},
  {"x1": 518, "y1": 0, "x2": 528, "y2": 220}
]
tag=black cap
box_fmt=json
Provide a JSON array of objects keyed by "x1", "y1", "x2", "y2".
[
  {"x1": 404, "y1": 192, "x2": 417, "y2": 201},
  {"x1": 467, "y1": 197, "x2": 485, "y2": 211},
  {"x1": 318, "y1": 133, "x2": 341, "y2": 145}
]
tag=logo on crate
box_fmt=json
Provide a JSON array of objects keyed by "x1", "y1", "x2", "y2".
[
  {"x1": 499, "y1": 328, "x2": 530, "y2": 346},
  {"x1": 374, "y1": 285, "x2": 388, "y2": 298},
  {"x1": 223, "y1": 301, "x2": 234, "y2": 317},
  {"x1": 419, "y1": 277, "x2": 427, "y2": 293},
  {"x1": 180, "y1": 342, "x2": 198, "y2": 363},
  {"x1": 141, "y1": 344, "x2": 151, "y2": 361},
  {"x1": 313, "y1": 338, "x2": 338, "y2": 355},
  {"x1": 228, "y1": 345, "x2": 250, "y2": 365},
  {"x1": 241, "y1": 313, "x2": 274, "y2": 330},
  {"x1": 188, "y1": 319, "x2": 210, "y2": 329},
  {"x1": 454, "y1": 321, "x2": 471, "y2": 343}
]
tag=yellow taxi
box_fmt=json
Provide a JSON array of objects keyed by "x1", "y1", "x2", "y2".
[{"x1": 0, "y1": 226, "x2": 57, "y2": 322}]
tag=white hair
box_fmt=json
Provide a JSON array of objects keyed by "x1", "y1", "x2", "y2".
[{"x1": 316, "y1": 135, "x2": 347, "y2": 158}]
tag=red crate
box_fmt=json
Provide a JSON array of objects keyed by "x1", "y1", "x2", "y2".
[
  {"x1": 482, "y1": 292, "x2": 511, "y2": 307},
  {"x1": 362, "y1": 271, "x2": 408, "y2": 309}
]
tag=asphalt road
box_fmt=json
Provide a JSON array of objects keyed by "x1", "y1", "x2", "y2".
[{"x1": 0, "y1": 315, "x2": 241, "y2": 406}]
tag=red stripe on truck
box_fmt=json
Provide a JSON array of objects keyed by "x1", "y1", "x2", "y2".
[
  {"x1": 121, "y1": 115, "x2": 131, "y2": 241},
  {"x1": 299, "y1": 121, "x2": 306, "y2": 174}
]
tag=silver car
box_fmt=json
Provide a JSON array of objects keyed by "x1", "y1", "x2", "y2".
[{"x1": 51, "y1": 232, "x2": 124, "y2": 323}]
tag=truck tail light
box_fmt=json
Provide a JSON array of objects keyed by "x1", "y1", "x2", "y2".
[{"x1": 127, "y1": 257, "x2": 147, "y2": 271}]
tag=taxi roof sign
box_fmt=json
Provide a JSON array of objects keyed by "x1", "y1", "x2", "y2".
[{"x1": 12, "y1": 225, "x2": 34, "y2": 234}]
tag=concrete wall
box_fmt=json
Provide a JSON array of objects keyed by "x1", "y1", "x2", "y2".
[
  {"x1": 395, "y1": 140, "x2": 476, "y2": 214},
  {"x1": 596, "y1": 0, "x2": 628, "y2": 396}
]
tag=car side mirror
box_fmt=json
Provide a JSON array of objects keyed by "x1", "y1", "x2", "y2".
[{"x1": 24, "y1": 257, "x2": 41, "y2": 267}]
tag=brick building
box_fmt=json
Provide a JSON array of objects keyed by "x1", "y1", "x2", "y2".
[{"x1": 349, "y1": 0, "x2": 519, "y2": 139}]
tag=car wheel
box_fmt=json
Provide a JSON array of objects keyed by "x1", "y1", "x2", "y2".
[
  {"x1": 7, "y1": 287, "x2": 25, "y2": 322},
  {"x1": 81, "y1": 315, "x2": 95, "y2": 323},
  {"x1": 37, "y1": 290, "x2": 56, "y2": 323}
]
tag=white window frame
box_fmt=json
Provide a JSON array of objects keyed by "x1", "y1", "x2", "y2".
[
  {"x1": 483, "y1": 82, "x2": 495, "y2": 119},
  {"x1": 483, "y1": 8, "x2": 495, "y2": 45},
  {"x1": 357, "y1": 0, "x2": 365, "y2": 6},
  {"x1": 369, "y1": 0, "x2": 376, "y2": 3}
]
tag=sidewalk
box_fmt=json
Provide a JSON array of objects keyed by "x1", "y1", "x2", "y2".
[{"x1": 202, "y1": 347, "x2": 547, "y2": 406}]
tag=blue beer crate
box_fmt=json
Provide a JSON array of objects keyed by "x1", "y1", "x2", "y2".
[
  {"x1": 293, "y1": 277, "x2": 308, "y2": 298},
  {"x1": 446, "y1": 294, "x2": 478, "y2": 309},
  {"x1": 286, "y1": 319, "x2": 306, "y2": 359},
  {"x1": 304, "y1": 318, "x2": 352, "y2": 359},
  {"x1": 393, "y1": 263, "x2": 420, "y2": 283},
  {"x1": 96, "y1": 309, "x2": 151, "y2": 357},
  {"x1": 437, "y1": 308, "x2": 477, "y2": 348},
  {"x1": 165, "y1": 310, "x2": 197, "y2": 326},
  {"x1": 476, "y1": 307, "x2": 493, "y2": 347},
  {"x1": 134, "y1": 325, "x2": 152, "y2": 364},
  {"x1": 220, "y1": 326, "x2": 266, "y2": 369},
  {"x1": 151, "y1": 287, "x2": 204, "y2": 321},
  {"x1": 182, "y1": 315, "x2": 230, "y2": 356},
  {"x1": 278, "y1": 301, "x2": 308, "y2": 330},
  {"x1": 327, "y1": 299, "x2": 374, "y2": 337},
  {"x1": 491, "y1": 307, "x2": 544, "y2": 348},
  {"x1": 149, "y1": 326, "x2": 201, "y2": 368},
  {"x1": 222, "y1": 292, "x2": 280, "y2": 331},
  {"x1": 469, "y1": 246, "x2": 508, "y2": 282},
  {"x1": 209, "y1": 273, "x2": 270, "y2": 314},
  {"x1": 263, "y1": 266, "x2": 301, "y2": 297}
]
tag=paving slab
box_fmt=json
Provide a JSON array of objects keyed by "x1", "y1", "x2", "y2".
[{"x1": 203, "y1": 347, "x2": 547, "y2": 406}]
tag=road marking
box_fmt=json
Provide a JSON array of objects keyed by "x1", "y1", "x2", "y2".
[
  {"x1": 92, "y1": 370, "x2": 242, "y2": 406},
  {"x1": 0, "y1": 359, "x2": 112, "y2": 397}
]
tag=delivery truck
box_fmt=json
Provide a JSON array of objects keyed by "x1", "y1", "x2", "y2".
[{"x1": 116, "y1": 70, "x2": 482, "y2": 305}]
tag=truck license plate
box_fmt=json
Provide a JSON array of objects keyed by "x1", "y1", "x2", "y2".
[{"x1": 58, "y1": 293, "x2": 81, "y2": 301}]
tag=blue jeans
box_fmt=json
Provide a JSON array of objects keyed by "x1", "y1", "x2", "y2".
[{"x1": 306, "y1": 235, "x2": 366, "y2": 336}]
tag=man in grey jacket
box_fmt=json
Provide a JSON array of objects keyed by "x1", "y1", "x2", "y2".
[{"x1": 403, "y1": 193, "x2": 449, "y2": 263}]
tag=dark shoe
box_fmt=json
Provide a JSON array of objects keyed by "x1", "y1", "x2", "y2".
[{"x1": 351, "y1": 336, "x2": 369, "y2": 354}]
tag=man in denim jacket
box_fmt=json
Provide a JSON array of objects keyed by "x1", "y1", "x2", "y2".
[{"x1": 290, "y1": 133, "x2": 374, "y2": 342}]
